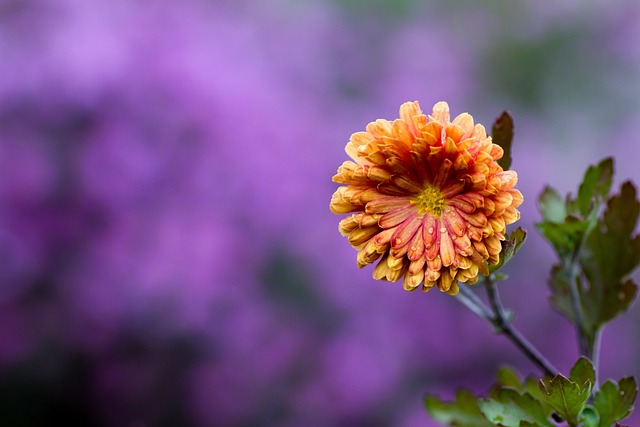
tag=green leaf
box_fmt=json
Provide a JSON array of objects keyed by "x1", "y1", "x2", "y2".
[
  {"x1": 489, "y1": 227, "x2": 527, "y2": 274},
  {"x1": 580, "y1": 405, "x2": 600, "y2": 427},
  {"x1": 425, "y1": 390, "x2": 493, "y2": 427},
  {"x1": 497, "y1": 366, "x2": 523, "y2": 389},
  {"x1": 593, "y1": 377, "x2": 637, "y2": 427},
  {"x1": 536, "y1": 217, "x2": 587, "y2": 263},
  {"x1": 538, "y1": 374, "x2": 591, "y2": 425},
  {"x1": 492, "y1": 111, "x2": 514, "y2": 170},
  {"x1": 579, "y1": 181, "x2": 640, "y2": 329},
  {"x1": 547, "y1": 263, "x2": 575, "y2": 322},
  {"x1": 576, "y1": 157, "x2": 613, "y2": 217},
  {"x1": 569, "y1": 357, "x2": 596, "y2": 389},
  {"x1": 479, "y1": 388, "x2": 555, "y2": 427},
  {"x1": 538, "y1": 186, "x2": 567, "y2": 223}
]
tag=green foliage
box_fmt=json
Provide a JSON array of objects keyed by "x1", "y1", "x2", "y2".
[
  {"x1": 593, "y1": 377, "x2": 637, "y2": 427},
  {"x1": 426, "y1": 359, "x2": 637, "y2": 427},
  {"x1": 425, "y1": 390, "x2": 494, "y2": 427},
  {"x1": 479, "y1": 388, "x2": 554, "y2": 427},
  {"x1": 492, "y1": 111, "x2": 514, "y2": 170},
  {"x1": 538, "y1": 373, "x2": 591, "y2": 425},
  {"x1": 535, "y1": 158, "x2": 640, "y2": 349},
  {"x1": 489, "y1": 227, "x2": 527, "y2": 276}
]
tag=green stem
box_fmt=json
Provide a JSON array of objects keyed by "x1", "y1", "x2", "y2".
[{"x1": 455, "y1": 280, "x2": 559, "y2": 378}]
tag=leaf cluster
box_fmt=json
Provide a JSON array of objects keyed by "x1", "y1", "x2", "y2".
[
  {"x1": 425, "y1": 358, "x2": 637, "y2": 427},
  {"x1": 536, "y1": 158, "x2": 640, "y2": 350}
]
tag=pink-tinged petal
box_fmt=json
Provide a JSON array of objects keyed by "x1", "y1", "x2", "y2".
[
  {"x1": 399, "y1": 101, "x2": 422, "y2": 135},
  {"x1": 452, "y1": 112, "x2": 474, "y2": 135},
  {"x1": 378, "y1": 204, "x2": 416, "y2": 229},
  {"x1": 440, "y1": 179, "x2": 465, "y2": 199},
  {"x1": 442, "y1": 207, "x2": 466, "y2": 236},
  {"x1": 373, "y1": 227, "x2": 397, "y2": 247},
  {"x1": 447, "y1": 197, "x2": 476, "y2": 214},
  {"x1": 423, "y1": 216, "x2": 440, "y2": 260},
  {"x1": 365, "y1": 196, "x2": 412, "y2": 214},
  {"x1": 407, "y1": 225, "x2": 426, "y2": 261},
  {"x1": 430, "y1": 101, "x2": 450, "y2": 125},
  {"x1": 391, "y1": 213, "x2": 421, "y2": 249},
  {"x1": 439, "y1": 227, "x2": 456, "y2": 267}
]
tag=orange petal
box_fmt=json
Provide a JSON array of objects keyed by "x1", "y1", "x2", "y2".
[
  {"x1": 439, "y1": 228, "x2": 456, "y2": 267},
  {"x1": 378, "y1": 204, "x2": 416, "y2": 229},
  {"x1": 391, "y1": 213, "x2": 421, "y2": 249},
  {"x1": 366, "y1": 196, "x2": 412, "y2": 214}
]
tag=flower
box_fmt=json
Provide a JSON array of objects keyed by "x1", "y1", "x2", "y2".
[{"x1": 330, "y1": 101, "x2": 523, "y2": 295}]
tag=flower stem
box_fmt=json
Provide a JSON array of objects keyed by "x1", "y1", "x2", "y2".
[
  {"x1": 455, "y1": 279, "x2": 559, "y2": 378},
  {"x1": 483, "y1": 276, "x2": 558, "y2": 378}
]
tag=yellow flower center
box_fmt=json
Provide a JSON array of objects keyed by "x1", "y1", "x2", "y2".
[{"x1": 413, "y1": 184, "x2": 444, "y2": 217}]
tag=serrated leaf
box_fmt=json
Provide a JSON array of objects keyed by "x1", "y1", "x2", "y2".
[
  {"x1": 570, "y1": 357, "x2": 596, "y2": 390},
  {"x1": 492, "y1": 111, "x2": 514, "y2": 170},
  {"x1": 593, "y1": 377, "x2": 638, "y2": 427},
  {"x1": 538, "y1": 186, "x2": 566, "y2": 223},
  {"x1": 577, "y1": 157, "x2": 613, "y2": 217},
  {"x1": 539, "y1": 374, "x2": 591, "y2": 425},
  {"x1": 479, "y1": 388, "x2": 555, "y2": 427},
  {"x1": 425, "y1": 390, "x2": 493, "y2": 427},
  {"x1": 489, "y1": 227, "x2": 527, "y2": 274},
  {"x1": 579, "y1": 181, "x2": 640, "y2": 329}
]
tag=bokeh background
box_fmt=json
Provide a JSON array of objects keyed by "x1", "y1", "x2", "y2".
[{"x1": 1, "y1": 0, "x2": 639, "y2": 426}]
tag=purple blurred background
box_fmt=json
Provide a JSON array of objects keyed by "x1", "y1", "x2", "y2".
[{"x1": 0, "y1": 0, "x2": 639, "y2": 426}]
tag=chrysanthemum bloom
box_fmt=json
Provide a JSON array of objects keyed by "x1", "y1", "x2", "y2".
[{"x1": 330, "y1": 101, "x2": 523, "y2": 295}]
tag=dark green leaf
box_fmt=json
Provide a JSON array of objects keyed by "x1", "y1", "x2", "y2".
[
  {"x1": 538, "y1": 186, "x2": 566, "y2": 223},
  {"x1": 425, "y1": 390, "x2": 493, "y2": 427},
  {"x1": 547, "y1": 264, "x2": 575, "y2": 321},
  {"x1": 492, "y1": 111, "x2": 514, "y2": 170},
  {"x1": 479, "y1": 388, "x2": 555, "y2": 427},
  {"x1": 593, "y1": 377, "x2": 637, "y2": 427},
  {"x1": 489, "y1": 227, "x2": 527, "y2": 274},
  {"x1": 579, "y1": 181, "x2": 640, "y2": 328},
  {"x1": 570, "y1": 357, "x2": 596, "y2": 390},
  {"x1": 577, "y1": 157, "x2": 613, "y2": 217},
  {"x1": 538, "y1": 374, "x2": 591, "y2": 425}
]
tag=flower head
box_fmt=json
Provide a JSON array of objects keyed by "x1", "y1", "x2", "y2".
[{"x1": 330, "y1": 101, "x2": 523, "y2": 295}]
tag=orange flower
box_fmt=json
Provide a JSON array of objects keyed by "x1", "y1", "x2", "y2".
[{"x1": 330, "y1": 101, "x2": 523, "y2": 295}]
